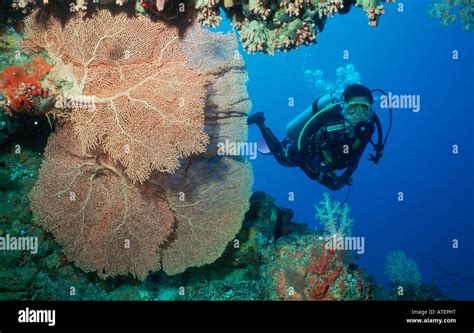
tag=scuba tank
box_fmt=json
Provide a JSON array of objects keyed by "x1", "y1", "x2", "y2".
[
  {"x1": 285, "y1": 104, "x2": 313, "y2": 141},
  {"x1": 286, "y1": 92, "x2": 342, "y2": 141}
]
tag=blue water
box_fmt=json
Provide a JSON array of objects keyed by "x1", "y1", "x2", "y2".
[{"x1": 216, "y1": 1, "x2": 474, "y2": 300}]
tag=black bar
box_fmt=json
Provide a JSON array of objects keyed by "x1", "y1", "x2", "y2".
[{"x1": 0, "y1": 301, "x2": 472, "y2": 330}]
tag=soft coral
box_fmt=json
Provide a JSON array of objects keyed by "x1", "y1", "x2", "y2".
[{"x1": 0, "y1": 55, "x2": 52, "y2": 115}]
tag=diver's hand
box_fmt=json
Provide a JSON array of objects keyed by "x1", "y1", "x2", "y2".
[
  {"x1": 369, "y1": 148, "x2": 384, "y2": 164},
  {"x1": 339, "y1": 173, "x2": 353, "y2": 186},
  {"x1": 333, "y1": 178, "x2": 346, "y2": 190},
  {"x1": 369, "y1": 145, "x2": 384, "y2": 164},
  {"x1": 329, "y1": 175, "x2": 352, "y2": 190},
  {"x1": 324, "y1": 175, "x2": 345, "y2": 191},
  {"x1": 327, "y1": 182, "x2": 343, "y2": 191},
  {"x1": 347, "y1": 177, "x2": 354, "y2": 186}
]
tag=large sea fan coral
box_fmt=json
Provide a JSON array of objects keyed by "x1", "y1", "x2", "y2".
[
  {"x1": 22, "y1": 10, "x2": 210, "y2": 183},
  {"x1": 28, "y1": 12, "x2": 253, "y2": 280}
]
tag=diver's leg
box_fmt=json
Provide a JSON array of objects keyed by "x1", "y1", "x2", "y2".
[
  {"x1": 247, "y1": 112, "x2": 266, "y2": 125},
  {"x1": 248, "y1": 113, "x2": 295, "y2": 167}
]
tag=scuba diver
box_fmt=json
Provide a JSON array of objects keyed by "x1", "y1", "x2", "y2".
[{"x1": 247, "y1": 84, "x2": 392, "y2": 191}]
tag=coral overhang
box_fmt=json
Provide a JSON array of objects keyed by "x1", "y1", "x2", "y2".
[{"x1": 4, "y1": 0, "x2": 396, "y2": 55}]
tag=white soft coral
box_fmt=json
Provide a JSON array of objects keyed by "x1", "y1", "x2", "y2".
[{"x1": 315, "y1": 193, "x2": 353, "y2": 238}]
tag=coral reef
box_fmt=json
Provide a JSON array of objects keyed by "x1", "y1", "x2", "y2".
[
  {"x1": 0, "y1": 183, "x2": 371, "y2": 301},
  {"x1": 0, "y1": 186, "x2": 270, "y2": 300},
  {"x1": 0, "y1": 145, "x2": 44, "y2": 300},
  {"x1": 195, "y1": 0, "x2": 395, "y2": 54},
  {"x1": 260, "y1": 193, "x2": 369, "y2": 300},
  {"x1": 0, "y1": 26, "x2": 48, "y2": 142},
  {"x1": 304, "y1": 64, "x2": 361, "y2": 96},
  {"x1": 264, "y1": 234, "x2": 373, "y2": 300},
  {"x1": 1, "y1": 19, "x2": 52, "y2": 114},
  {"x1": 356, "y1": 0, "x2": 390, "y2": 27},
  {"x1": 5, "y1": 1, "x2": 396, "y2": 55},
  {"x1": 217, "y1": 191, "x2": 297, "y2": 268},
  {"x1": 9, "y1": 0, "x2": 140, "y2": 12},
  {"x1": 428, "y1": 0, "x2": 474, "y2": 32},
  {"x1": 0, "y1": 159, "x2": 451, "y2": 301},
  {"x1": 0, "y1": 108, "x2": 19, "y2": 146},
  {"x1": 0, "y1": 55, "x2": 54, "y2": 116}
]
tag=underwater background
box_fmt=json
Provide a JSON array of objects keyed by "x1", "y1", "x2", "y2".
[
  {"x1": 0, "y1": 0, "x2": 472, "y2": 301},
  {"x1": 240, "y1": 0, "x2": 474, "y2": 300}
]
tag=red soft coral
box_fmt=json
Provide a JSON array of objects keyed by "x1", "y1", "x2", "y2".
[{"x1": 0, "y1": 55, "x2": 52, "y2": 114}]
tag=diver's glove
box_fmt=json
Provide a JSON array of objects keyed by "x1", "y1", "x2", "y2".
[
  {"x1": 247, "y1": 112, "x2": 266, "y2": 126},
  {"x1": 369, "y1": 149, "x2": 384, "y2": 164},
  {"x1": 319, "y1": 172, "x2": 348, "y2": 191},
  {"x1": 333, "y1": 174, "x2": 353, "y2": 189},
  {"x1": 330, "y1": 169, "x2": 354, "y2": 190}
]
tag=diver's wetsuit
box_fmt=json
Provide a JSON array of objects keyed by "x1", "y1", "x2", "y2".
[{"x1": 254, "y1": 98, "x2": 375, "y2": 191}]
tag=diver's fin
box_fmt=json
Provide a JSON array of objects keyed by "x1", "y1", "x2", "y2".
[{"x1": 257, "y1": 138, "x2": 272, "y2": 156}]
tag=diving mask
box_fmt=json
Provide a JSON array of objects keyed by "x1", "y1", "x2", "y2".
[{"x1": 346, "y1": 101, "x2": 372, "y2": 116}]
